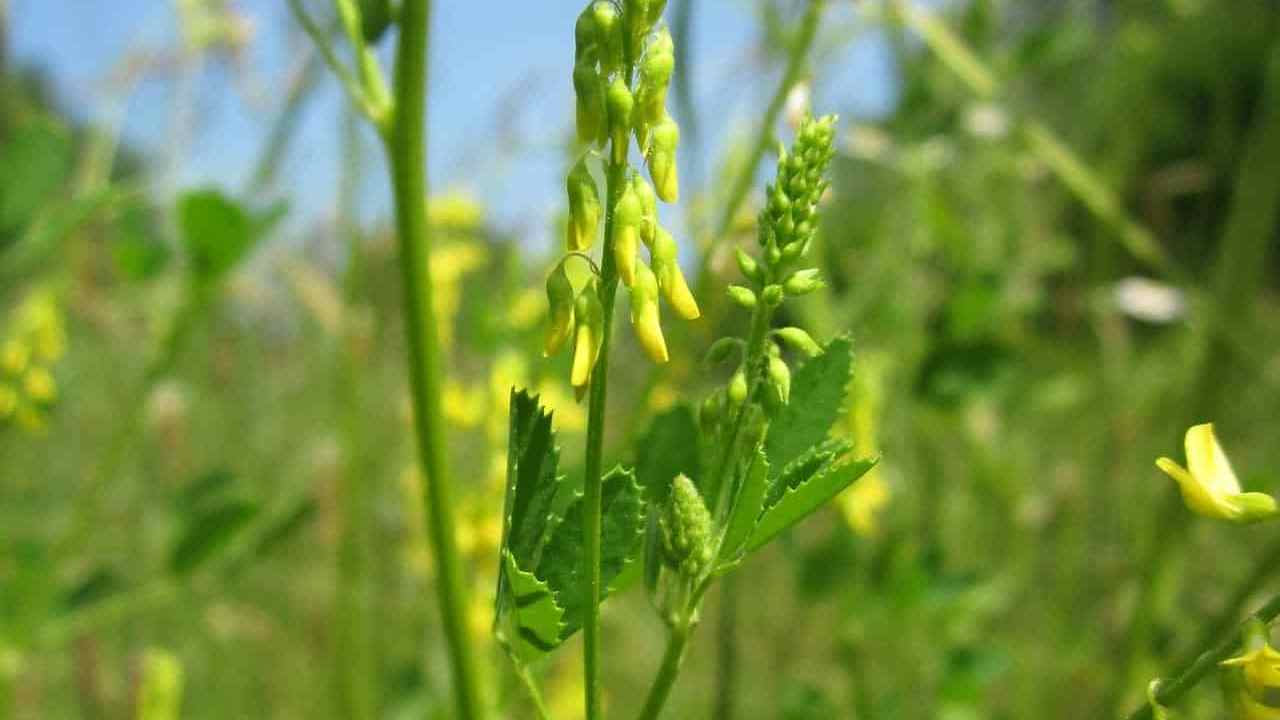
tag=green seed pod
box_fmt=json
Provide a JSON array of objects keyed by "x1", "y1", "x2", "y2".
[
  {"x1": 650, "y1": 227, "x2": 700, "y2": 319},
  {"x1": 782, "y1": 268, "x2": 824, "y2": 296},
  {"x1": 631, "y1": 174, "x2": 659, "y2": 247},
  {"x1": 761, "y1": 284, "x2": 784, "y2": 307},
  {"x1": 592, "y1": 1, "x2": 625, "y2": 76},
  {"x1": 566, "y1": 158, "x2": 602, "y2": 251},
  {"x1": 767, "y1": 355, "x2": 791, "y2": 405},
  {"x1": 660, "y1": 474, "x2": 714, "y2": 579},
  {"x1": 727, "y1": 366, "x2": 748, "y2": 406},
  {"x1": 614, "y1": 180, "x2": 643, "y2": 286},
  {"x1": 734, "y1": 247, "x2": 762, "y2": 284},
  {"x1": 704, "y1": 336, "x2": 742, "y2": 366},
  {"x1": 544, "y1": 263, "x2": 576, "y2": 356},
  {"x1": 573, "y1": 61, "x2": 607, "y2": 145},
  {"x1": 606, "y1": 76, "x2": 635, "y2": 164},
  {"x1": 726, "y1": 285, "x2": 757, "y2": 309},
  {"x1": 575, "y1": 4, "x2": 598, "y2": 61},
  {"x1": 630, "y1": 263, "x2": 668, "y2": 363},
  {"x1": 571, "y1": 283, "x2": 605, "y2": 391},
  {"x1": 646, "y1": 116, "x2": 680, "y2": 202},
  {"x1": 773, "y1": 327, "x2": 822, "y2": 357}
]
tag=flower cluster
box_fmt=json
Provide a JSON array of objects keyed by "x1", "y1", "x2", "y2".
[
  {"x1": 0, "y1": 291, "x2": 66, "y2": 432},
  {"x1": 704, "y1": 115, "x2": 837, "y2": 427},
  {"x1": 546, "y1": 0, "x2": 698, "y2": 394}
]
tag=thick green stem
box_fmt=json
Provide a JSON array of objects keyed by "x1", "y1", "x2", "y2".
[
  {"x1": 381, "y1": 2, "x2": 485, "y2": 718},
  {"x1": 582, "y1": 154, "x2": 628, "y2": 720},
  {"x1": 694, "y1": 0, "x2": 824, "y2": 293},
  {"x1": 636, "y1": 623, "x2": 691, "y2": 720},
  {"x1": 713, "y1": 574, "x2": 739, "y2": 720},
  {"x1": 1125, "y1": 593, "x2": 1280, "y2": 720}
]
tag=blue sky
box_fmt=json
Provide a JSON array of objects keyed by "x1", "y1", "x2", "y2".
[{"x1": 11, "y1": 1, "x2": 897, "y2": 248}]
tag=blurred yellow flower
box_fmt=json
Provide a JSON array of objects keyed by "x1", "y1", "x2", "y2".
[
  {"x1": 428, "y1": 191, "x2": 485, "y2": 232},
  {"x1": 507, "y1": 287, "x2": 546, "y2": 330},
  {"x1": 840, "y1": 352, "x2": 890, "y2": 536},
  {"x1": 1221, "y1": 621, "x2": 1280, "y2": 719},
  {"x1": 430, "y1": 242, "x2": 488, "y2": 349},
  {"x1": 23, "y1": 367, "x2": 56, "y2": 405},
  {"x1": 442, "y1": 381, "x2": 487, "y2": 428},
  {"x1": 1, "y1": 340, "x2": 28, "y2": 375},
  {"x1": 1156, "y1": 423, "x2": 1277, "y2": 523}
]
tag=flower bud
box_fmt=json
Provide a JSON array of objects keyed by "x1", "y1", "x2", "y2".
[
  {"x1": 726, "y1": 285, "x2": 756, "y2": 309},
  {"x1": 544, "y1": 263, "x2": 576, "y2": 356},
  {"x1": 650, "y1": 227, "x2": 700, "y2": 319},
  {"x1": 704, "y1": 337, "x2": 742, "y2": 366},
  {"x1": 631, "y1": 175, "x2": 659, "y2": 247},
  {"x1": 646, "y1": 117, "x2": 679, "y2": 202},
  {"x1": 782, "y1": 268, "x2": 824, "y2": 296},
  {"x1": 634, "y1": 28, "x2": 674, "y2": 145},
  {"x1": 575, "y1": 4, "x2": 598, "y2": 61},
  {"x1": 699, "y1": 388, "x2": 725, "y2": 434},
  {"x1": 629, "y1": 263, "x2": 668, "y2": 363},
  {"x1": 727, "y1": 367, "x2": 748, "y2": 406},
  {"x1": 625, "y1": 0, "x2": 653, "y2": 51},
  {"x1": 773, "y1": 327, "x2": 822, "y2": 357},
  {"x1": 566, "y1": 158, "x2": 602, "y2": 251},
  {"x1": 767, "y1": 355, "x2": 791, "y2": 406},
  {"x1": 23, "y1": 367, "x2": 56, "y2": 406},
  {"x1": 571, "y1": 284, "x2": 605, "y2": 391},
  {"x1": 606, "y1": 76, "x2": 635, "y2": 163},
  {"x1": 734, "y1": 247, "x2": 762, "y2": 284},
  {"x1": 660, "y1": 474, "x2": 714, "y2": 578},
  {"x1": 591, "y1": 1, "x2": 624, "y2": 76},
  {"x1": 761, "y1": 284, "x2": 784, "y2": 306},
  {"x1": 614, "y1": 180, "x2": 643, "y2": 286},
  {"x1": 573, "y1": 61, "x2": 607, "y2": 145}
]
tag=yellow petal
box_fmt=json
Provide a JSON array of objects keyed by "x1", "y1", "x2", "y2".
[{"x1": 1185, "y1": 423, "x2": 1242, "y2": 495}]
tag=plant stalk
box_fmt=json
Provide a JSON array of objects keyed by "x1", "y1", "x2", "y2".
[
  {"x1": 381, "y1": 1, "x2": 485, "y2": 718},
  {"x1": 636, "y1": 623, "x2": 691, "y2": 720}
]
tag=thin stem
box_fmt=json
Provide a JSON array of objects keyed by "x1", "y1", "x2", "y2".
[
  {"x1": 1124, "y1": 593, "x2": 1280, "y2": 720},
  {"x1": 286, "y1": 0, "x2": 379, "y2": 121},
  {"x1": 515, "y1": 665, "x2": 556, "y2": 720},
  {"x1": 694, "y1": 0, "x2": 825, "y2": 292},
  {"x1": 1173, "y1": 534, "x2": 1280, "y2": 671},
  {"x1": 636, "y1": 623, "x2": 691, "y2": 720},
  {"x1": 381, "y1": 1, "x2": 486, "y2": 718},
  {"x1": 582, "y1": 154, "x2": 627, "y2": 720}
]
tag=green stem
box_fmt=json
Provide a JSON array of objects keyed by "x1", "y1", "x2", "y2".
[
  {"x1": 582, "y1": 153, "x2": 627, "y2": 720},
  {"x1": 1125, "y1": 593, "x2": 1280, "y2": 720},
  {"x1": 636, "y1": 622, "x2": 691, "y2": 720},
  {"x1": 713, "y1": 574, "x2": 739, "y2": 720},
  {"x1": 380, "y1": 2, "x2": 485, "y2": 719},
  {"x1": 694, "y1": 0, "x2": 824, "y2": 293},
  {"x1": 1173, "y1": 533, "x2": 1280, "y2": 671},
  {"x1": 516, "y1": 665, "x2": 556, "y2": 720}
]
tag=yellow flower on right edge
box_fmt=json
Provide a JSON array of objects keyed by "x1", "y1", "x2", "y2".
[
  {"x1": 1156, "y1": 423, "x2": 1277, "y2": 523},
  {"x1": 1221, "y1": 620, "x2": 1280, "y2": 719}
]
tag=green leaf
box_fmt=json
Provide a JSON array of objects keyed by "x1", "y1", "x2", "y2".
[
  {"x1": 635, "y1": 405, "x2": 701, "y2": 503},
  {"x1": 112, "y1": 200, "x2": 171, "y2": 282},
  {"x1": 251, "y1": 498, "x2": 317, "y2": 559},
  {"x1": 177, "y1": 189, "x2": 277, "y2": 285},
  {"x1": 718, "y1": 448, "x2": 769, "y2": 563},
  {"x1": 766, "y1": 438, "x2": 853, "y2": 508},
  {"x1": 62, "y1": 568, "x2": 121, "y2": 612},
  {"x1": 497, "y1": 552, "x2": 565, "y2": 664},
  {"x1": 169, "y1": 499, "x2": 259, "y2": 575},
  {"x1": 763, "y1": 336, "x2": 853, "y2": 474},
  {"x1": 0, "y1": 118, "x2": 73, "y2": 235},
  {"x1": 537, "y1": 466, "x2": 645, "y2": 640},
  {"x1": 746, "y1": 458, "x2": 877, "y2": 552},
  {"x1": 500, "y1": 390, "x2": 563, "y2": 571}
]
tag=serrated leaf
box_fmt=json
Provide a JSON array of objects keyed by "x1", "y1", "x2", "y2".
[
  {"x1": 635, "y1": 405, "x2": 701, "y2": 503},
  {"x1": 766, "y1": 438, "x2": 852, "y2": 508},
  {"x1": 537, "y1": 466, "x2": 645, "y2": 640},
  {"x1": 763, "y1": 336, "x2": 853, "y2": 474},
  {"x1": 501, "y1": 389, "x2": 562, "y2": 569},
  {"x1": 497, "y1": 552, "x2": 565, "y2": 664},
  {"x1": 718, "y1": 449, "x2": 769, "y2": 562},
  {"x1": 169, "y1": 500, "x2": 259, "y2": 575},
  {"x1": 746, "y1": 458, "x2": 877, "y2": 553}
]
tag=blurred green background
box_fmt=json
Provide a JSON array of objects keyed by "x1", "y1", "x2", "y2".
[{"x1": 3, "y1": 0, "x2": 1280, "y2": 718}]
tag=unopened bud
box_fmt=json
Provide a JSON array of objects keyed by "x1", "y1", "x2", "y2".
[
  {"x1": 734, "y1": 247, "x2": 762, "y2": 284},
  {"x1": 782, "y1": 268, "x2": 824, "y2": 296},
  {"x1": 614, "y1": 180, "x2": 643, "y2": 286},
  {"x1": 773, "y1": 327, "x2": 821, "y2": 357},
  {"x1": 566, "y1": 158, "x2": 602, "y2": 251},
  {"x1": 699, "y1": 389, "x2": 725, "y2": 433},
  {"x1": 704, "y1": 337, "x2": 742, "y2": 366},
  {"x1": 591, "y1": 1, "x2": 624, "y2": 75},
  {"x1": 606, "y1": 76, "x2": 635, "y2": 163},
  {"x1": 660, "y1": 474, "x2": 714, "y2": 578},
  {"x1": 573, "y1": 61, "x2": 607, "y2": 145},
  {"x1": 727, "y1": 367, "x2": 748, "y2": 405},
  {"x1": 646, "y1": 117, "x2": 679, "y2": 202},
  {"x1": 761, "y1": 284, "x2": 784, "y2": 307},
  {"x1": 544, "y1": 263, "x2": 576, "y2": 356},
  {"x1": 767, "y1": 355, "x2": 791, "y2": 406},
  {"x1": 650, "y1": 228, "x2": 700, "y2": 319},
  {"x1": 634, "y1": 28, "x2": 674, "y2": 144},
  {"x1": 571, "y1": 284, "x2": 605, "y2": 391},
  {"x1": 632, "y1": 175, "x2": 659, "y2": 247},
  {"x1": 726, "y1": 285, "x2": 756, "y2": 309},
  {"x1": 575, "y1": 5, "x2": 598, "y2": 61}
]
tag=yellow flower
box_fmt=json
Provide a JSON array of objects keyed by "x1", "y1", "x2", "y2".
[
  {"x1": 1221, "y1": 621, "x2": 1280, "y2": 719},
  {"x1": 1156, "y1": 423, "x2": 1277, "y2": 523},
  {"x1": 23, "y1": 367, "x2": 57, "y2": 405},
  {"x1": 427, "y1": 191, "x2": 485, "y2": 232},
  {"x1": 1, "y1": 340, "x2": 28, "y2": 376},
  {"x1": 840, "y1": 352, "x2": 890, "y2": 536}
]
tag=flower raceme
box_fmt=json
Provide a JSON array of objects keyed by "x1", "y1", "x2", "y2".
[
  {"x1": 547, "y1": 0, "x2": 698, "y2": 392},
  {"x1": 1155, "y1": 423, "x2": 1278, "y2": 523}
]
